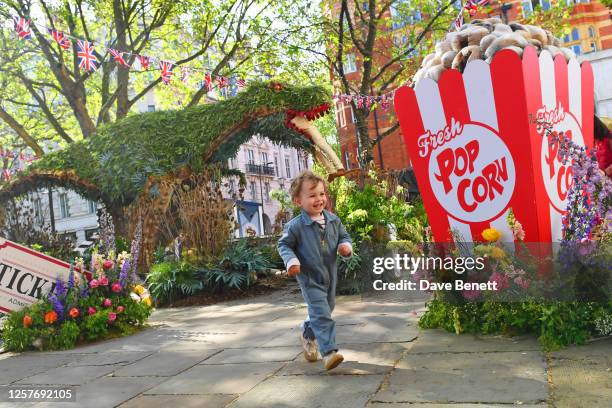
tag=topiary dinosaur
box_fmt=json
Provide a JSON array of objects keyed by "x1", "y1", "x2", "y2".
[{"x1": 0, "y1": 81, "x2": 345, "y2": 266}]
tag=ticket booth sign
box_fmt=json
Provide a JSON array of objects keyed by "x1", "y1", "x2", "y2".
[
  {"x1": 394, "y1": 47, "x2": 593, "y2": 243},
  {"x1": 0, "y1": 237, "x2": 72, "y2": 313}
]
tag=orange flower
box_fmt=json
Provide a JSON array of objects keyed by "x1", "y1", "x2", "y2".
[
  {"x1": 69, "y1": 308, "x2": 79, "y2": 319},
  {"x1": 44, "y1": 311, "x2": 58, "y2": 324},
  {"x1": 23, "y1": 315, "x2": 33, "y2": 328}
]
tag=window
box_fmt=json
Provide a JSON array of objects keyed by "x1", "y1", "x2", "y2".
[
  {"x1": 274, "y1": 155, "x2": 279, "y2": 176},
  {"x1": 571, "y1": 28, "x2": 579, "y2": 42},
  {"x1": 88, "y1": 200, "x2": 97, "y2": 214},
  {"x1": 59, "y1": 193, "x2": 70, "y2": 218},
  {"x1": 264, "y1": 182, "x2": 270, "y2": 202},
  {"x1": 280, "y1": 183, "x2": 285, "y2": 191},
  {"x1": 250, "y1": 181, "x2": 257, "y2": 200},
  {"x1": 564, "y1": 34, "x2": 570, "y2": 43},
  {"x1": 390, "y1": 0, "x2": 420, "y2": 29},
  {"x1": 228, "y1": 179, "x2": 236, "y2": 197},
  {"x1": 522, "y1": 1, "x2": 533, "y2": 17},
  {"x1": 301, "y1": 155, "x2": 309, "y2": 171},
  {"x1": 572, "y1": 44, "x2": 582, "y2": 55},
  {"x1": 297, "y1": 153, "x2": 302, "y2": 172},
  {"x1": 349, "y1": 105, "x2": 356, "y2": 124},
  {"x1": 541, "y1": 0, "x2": 551, "y2": 11},
  {"x1": 589, "y1": 42, "x2": 597, "y2": 52},
  {"x1": 337, "y1": 103, "x2": 346, "y2": 128},
  {"x1": 85, "y1": 228, "x2": 98, "y2": 240},
  {"x1": 344, "y1": 150, "x2": 351, "y2": 170},
  {"x1": 34, "y1": 198, "x2": 44, "y2": 225},
  {"x1": 343, "y1": 53, "x2": 357, "y2": 74},
  {"x1": 285, "y1": 157, "x2": 291, "y2": 179},
  {"x1": 246, "y1": 149, "x2": 255, "y2": 164},
  {"x1": 147, "y1": 104, "x2": 155, "y2": 112},
  {"x1": 259, "y1": 151, "x2": 268, "y2": 165},
  {"x1": 588, "y1": 26, "x2": 595, "y2": 38}
]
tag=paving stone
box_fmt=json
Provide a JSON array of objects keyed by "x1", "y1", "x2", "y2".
[
  {"x1": 202, "y1": 347, "x2": 301, "y2": 364},
  {"x1": 145, "y1": 362, "x2": 284, "y2": 395},
  {"x1": 366, "y1": 404, "x2": 547, "y2": 408},
  {"x1": 119, "y1": 394, "x2": 237, "y2": 408},
  {"x1": 0, "y1": 353, "x2": 82, "y2": 385},
  {"x1": 113, "y1": 349, "x2": 220, "y2": 377},
  {"x1": 547, "y1": 338, "x2": 612, "y2": 408},
  {"x1": 373, "y1": 351, "x2": 548, "y2": 404},
  {"x1": 16, "y1": 365, "x2": 120, "y2": 386},
  {"x1": 279, "y1": 342, "x2": 412, "y2": 376},
  {"x1": 66, "y1": 351, "x2": 153, "y2": 367},
  {"x1": 33, "y1": 376, "x2": 164, "y2": 408},
  {"x1": 228, "y1": 373, "x2": 385, "y2": 408},
  {"x1": 410, "y1": 329, "x2": 541, "y2": 354}
]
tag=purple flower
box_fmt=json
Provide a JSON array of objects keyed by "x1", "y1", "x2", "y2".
[
  {"x1": 47, "y1": 293, "x2": 65, "y2": 321},
  {"x1": 119, "y1": 259, "x2": 130, "y2": 287}
]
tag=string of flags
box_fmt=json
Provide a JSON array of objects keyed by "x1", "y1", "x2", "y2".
[
  {"x1": 0, "y1": 148, "x2": 38, "y2": 182},
  {"x1": 8, "y1": 13, "x2": 247, "y2": 92},
  {"x1": 333, "y1": 0, "x2": 489, "y2": 110}
]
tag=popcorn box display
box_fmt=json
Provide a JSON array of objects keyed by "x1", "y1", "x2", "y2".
[{"x1": 394, "y1": 47, "x2": 594, "y2": 243}]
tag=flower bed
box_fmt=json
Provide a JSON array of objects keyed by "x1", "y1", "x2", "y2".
[{"x1": 1, "y1": 249, "x2": 153, "y2": 352}]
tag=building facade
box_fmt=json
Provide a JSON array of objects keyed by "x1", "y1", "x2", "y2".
[
  {"x1": 332, "y1": 0, "x2": 611, "y2": 172},
  {"x1": 224, "y1": 134, "x2": 312, "y2": 236}
]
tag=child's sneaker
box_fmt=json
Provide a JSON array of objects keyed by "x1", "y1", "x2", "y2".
[
  {"x1": 299, "y1": 332, "x2": 318, "y2": 362},
  {"x1": 322, "y1": 351, "x2": 344, "y2": 370}
]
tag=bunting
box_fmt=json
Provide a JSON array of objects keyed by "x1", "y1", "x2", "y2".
[
  {"x1": 108, "y1": 48, "x2": 129, "y2": 67},
  {"x1": 159, "y1": 60, "x2": 174, "y2": 85},
  {"x1": 138, "y1": 55, "x2": 150, "y2": 71},
  {"x1": 48, "y1": 29, "x2": 71, "y2": 50}
]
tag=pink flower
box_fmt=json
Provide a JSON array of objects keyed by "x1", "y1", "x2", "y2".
[
  {"x1": 117, "y1": 305, "x2": 125, "y2": 313},
  {"x1": 99, "y1": 276, "x2": 109, "y2": 286},
  {"x1": 108, "y1": 313, "x2": 117, "y2": 323},
  {"x1": 488, "y1": 272, "x2": 510, "y2": 291},
  {"x1": 111, "y1": 283, "x2": 122, "y2": 293},
  {"x1": 103, "y1": 298, "x2": 112, "y2": 308},
  {"x1": 462, "y1": 289, "x2": 481, "y2": 300},
  {"x1": 511, "y1": 221, "x2": 525, "y2": 241},
  {"x1": 89, "y1": 279, "x2": 99, "y2": 289},
  {"x1": 514, "y1": 276, "x2": 530, "y2": 289},
  {"x1": 103, "y1": 260, "x2": 114, "y2": 270},
  {"x1": 88, "y1": 307, "x2": 97, "y2": 315}
]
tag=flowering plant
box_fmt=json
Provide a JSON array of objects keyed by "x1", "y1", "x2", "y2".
[{"x1": 1, "y1": 216, "x2": 153, "y2": 351}]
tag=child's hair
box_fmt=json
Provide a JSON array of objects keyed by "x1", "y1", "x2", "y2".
[{"x1": 290, "y1": 170, "x2": 326, "y2": 199}]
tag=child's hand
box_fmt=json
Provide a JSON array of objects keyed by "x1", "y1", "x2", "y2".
[
  {"x1": 287, "y1": 264, "x2": 301, "y2": 277},
  {"x1": 338, "y1": 243, "x2": 352, "y2": 257}
]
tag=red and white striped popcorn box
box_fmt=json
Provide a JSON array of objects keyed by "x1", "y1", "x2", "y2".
[{"x1": 394, "y1": 47, "x2": 594, "y2": 244}]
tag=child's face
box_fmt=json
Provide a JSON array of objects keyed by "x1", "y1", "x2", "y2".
[{"x1": 294, "y1": 181, "x2": 327, "y2": 216}]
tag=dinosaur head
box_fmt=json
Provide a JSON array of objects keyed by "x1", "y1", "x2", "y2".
[{"x1": 208, "y1": 81, "x2": 344, "y2": 177}]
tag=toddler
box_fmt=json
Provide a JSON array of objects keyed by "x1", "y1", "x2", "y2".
[{"x1": 277, "y1": 170, "x2": 352, "y2": 370}]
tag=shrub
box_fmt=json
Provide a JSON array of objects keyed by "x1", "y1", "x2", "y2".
[
  {"x1": 419, "y1": 299, "x2": 611, "y2": 350},
  {"x1": 207, "y1": 239, "x2": 273, "y2": 290},
  {"x1": 146, "y1": 261, "x2": 204, "y2": 304}
]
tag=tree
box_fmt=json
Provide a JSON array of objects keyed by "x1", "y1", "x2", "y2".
[
  {"x1": 0, "y1": 0, "x2": 319, "y2": 154},
  {"x1": 285, "y1": 0, "x2": 573, "y2": 167}
]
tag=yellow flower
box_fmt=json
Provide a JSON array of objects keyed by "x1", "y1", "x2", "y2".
[
  {"x1": 133, "y1": 285, "x2": 145, "y2": 295},
  {"x1": 142, "y1": 296, "x2": 152, "y2": 307},
  {"x1": 490, "y1": 246, "x2": 506, "y2": 260},
  {"x1": 482, "y1": 228, "x2": 502, "y2": 242}
]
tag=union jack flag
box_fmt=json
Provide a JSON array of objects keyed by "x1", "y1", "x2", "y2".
[
  {"x1": 454, "y1": 10, "x2": 464, "y2": 30},
  {"x1": 477, "y1": 0, "x2": 489, "y2": 5},
  {"x1": 159, "y1": 60, "x2": 174, "y2": 85},
  {"x1": 108, "y1": 48, "x2": 129, "y2": 67},
  {"x1": 12, "y1": 15, "x2": 32, "y2": 40},
  {"x1": 48, "y1": 29, "x2": 71, "y2": 50},
  {"x1": 181, "y1": 66, "x2": 190, "y2": 83},
  {"x1": 138, "y1": 55, "x2": 150, "y2": 71},
  {"x1": 204, "y1": 72, "x2": 213, "y2": 91},
  {"x1": 77, "y1": 40, "x2": 99, "y2": 71},
  {"x1": 236, "y1": 78, "x2": 246, "y2": 88},
  {"x1": 216, "y1": 76, "x2": 228, "y2": 89}
]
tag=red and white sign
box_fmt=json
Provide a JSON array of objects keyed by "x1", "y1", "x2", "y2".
[
  {"x1": 394, "y1": 47, "x2": 593, "y2": 243},
  {"x1": 0, "y1": 237, "x2": 72, "y2": 313}
]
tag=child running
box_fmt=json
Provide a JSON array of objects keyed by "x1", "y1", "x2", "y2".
[{"x1": 277, "y1": 170, "x2": 353, "y2": 370}]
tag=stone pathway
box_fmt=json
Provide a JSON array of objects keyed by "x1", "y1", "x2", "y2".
[{"x1": 0, "y1": 285, "x2": 609, "y2": 407}]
